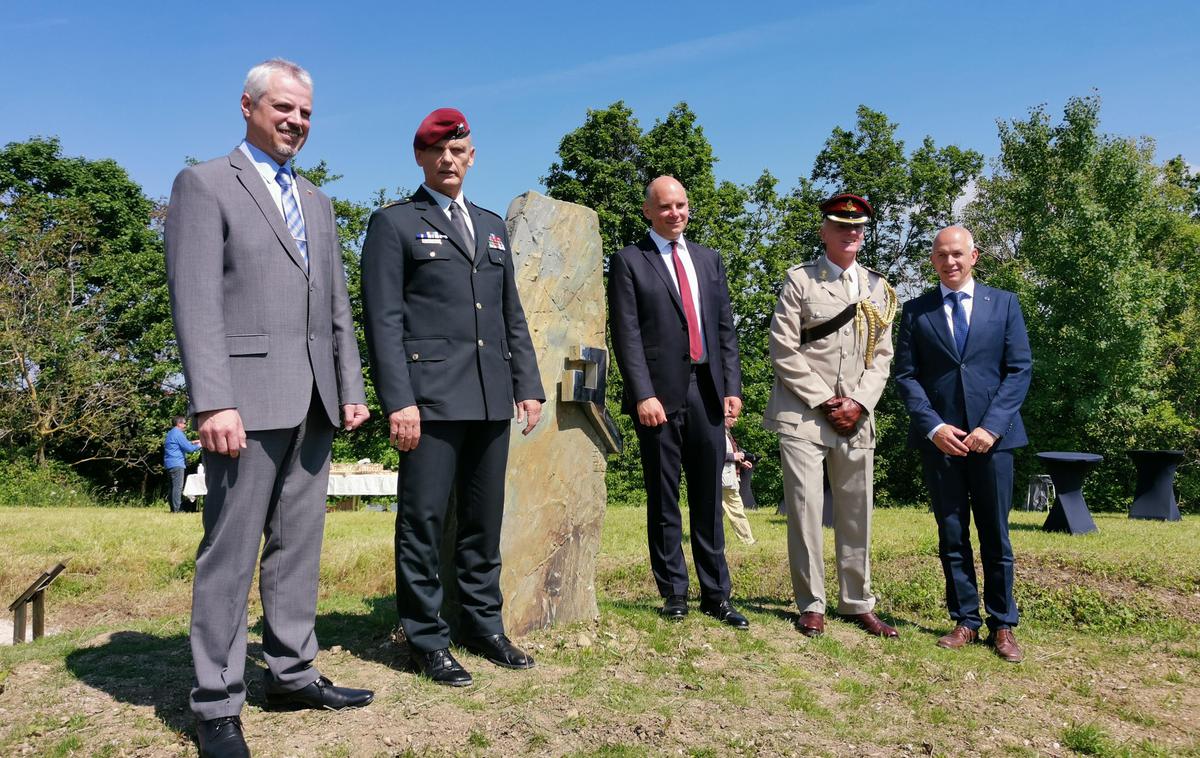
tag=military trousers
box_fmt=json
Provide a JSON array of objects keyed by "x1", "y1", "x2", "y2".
[{"x1": 779, "y1": 433, "x2": 876, "y2": 615}]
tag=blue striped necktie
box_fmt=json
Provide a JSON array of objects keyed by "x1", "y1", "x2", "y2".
[
  {"x1": 275, "y1": 167, "x2": 308, "y2": 270},
  {"x1": 948, "y1": 291, "x2": 969, "y2": 355}
]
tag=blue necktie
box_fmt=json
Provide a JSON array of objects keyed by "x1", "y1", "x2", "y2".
[
  {"x1": 275, "y1": 168, "x2": 308, "y2": 271},
  {"x1": 948, "y1": 291, "x2": 969, "y2": 356}
]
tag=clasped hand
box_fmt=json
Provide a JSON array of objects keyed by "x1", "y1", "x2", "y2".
[
  {"x1": 932, "y1": 425, "x2": 997, "y2": 456},
  {"x1": 821, "y1": 396, "x2": 864, "y2": 436}
]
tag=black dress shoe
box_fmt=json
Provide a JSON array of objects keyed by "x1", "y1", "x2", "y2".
[
  {"x1": 659, "y1": 594, "x2": 688, "y2": 620},
  {"x1": 412, "y1": 648, "x2": 473, "y2": 687},
  {"x1": 265, "y1": 675, "x2": 374, "y2": 711},
  {"x1": 196, "y1": 716, "x2": 250, "y2": 758},
  {"x1": 460, "y1": 633, "x2": 535, "y2": 669},
  {"x1": 700, "y1": 599, "x2": 750, "y2": 629}
]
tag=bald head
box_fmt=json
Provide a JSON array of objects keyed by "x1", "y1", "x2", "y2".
[
  {"x1": 643, "y1": 176, "x2": 690, "y2": 240},
  {"x1": 930, "y1": 225, "x2": 979, "y2": 290},
  {"x1": 933, "y1": 225, "x2": 975, "y2": 251}
]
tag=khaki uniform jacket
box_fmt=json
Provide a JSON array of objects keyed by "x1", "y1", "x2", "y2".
[{"x1": 764, "y1": 257, "x2": 894, "y2": 448}]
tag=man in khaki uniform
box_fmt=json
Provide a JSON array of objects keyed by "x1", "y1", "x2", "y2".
[{"x1": 765, "y1": 193, "x2": 899, "y2": 639}]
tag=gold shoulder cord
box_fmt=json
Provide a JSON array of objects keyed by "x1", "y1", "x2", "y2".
[{"x1": 854, "y1": 279, "x2": 897, "y2": 368}]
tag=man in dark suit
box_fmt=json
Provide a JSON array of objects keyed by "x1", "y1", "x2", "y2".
[
  {"x1": 608, "y1": 176, "x2": 749, "y2": 629},
  {"x1": 361, "y1": 108, "x2": 545, "y2": 687},
  {"x1": 166, "y1": 58, "x2": 373, "y2": 758},
  {"x1": 894, "y1": 225, "x2": 1032, "y2": 663}
]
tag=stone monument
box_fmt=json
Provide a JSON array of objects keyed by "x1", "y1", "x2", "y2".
[{"x1": 439, "y1": 191, "x2": 617, "y2": 638}]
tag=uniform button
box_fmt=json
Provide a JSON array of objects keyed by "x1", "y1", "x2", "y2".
[
  {"x1": 309, "y1": 333, "x2": 315, "y2": 341},
  {"x1": 473, "y1": 268, "x2": 478, "y2": 274},
  {"x1": 429, "y1": 251, "x2": 437, "y2": 257},
  {"x1": 960, "y1": 363, "x2": 967, "y2": 369},
  {"x1": 411, "y1": 353, "x2": 419, "y2": 360},
  {"x1": 478, "y1": 339, "x2": 485, "y2": 347},
  {"x1": 475, "y1": 302, "x2": 482, "y2": 310}
]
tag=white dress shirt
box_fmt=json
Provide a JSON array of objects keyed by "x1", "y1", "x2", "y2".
[
  {"x1": 939, "y1": 277, "x2": 976, "y2": 341},
  {"x1": 421, "y1": 183, "x2": 475, "y2": 240},
  {"x1": 238, "y1": 140, "x2": 305, "y2": 230},
  {"x1": 928, "y1": 276, "x2": 981, "y2": 439},
  {"x1": 648, "y1": 229, "x2": 706, "y2": 362}
]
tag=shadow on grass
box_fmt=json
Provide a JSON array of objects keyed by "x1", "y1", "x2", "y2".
[
  {"x1": 63, "y1": 630, "x2": 253, "y2": 740},
  {"x1": 61, "y1": 594, "x2": 406, "y2": 740},
  {"x1": 1008, "y1": 521, "x2": 1053, "y2": 532}
]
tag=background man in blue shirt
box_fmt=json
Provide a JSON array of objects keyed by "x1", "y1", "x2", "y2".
[{"x1": 163, "y1": 415, "x2": 200, "y2": 513}]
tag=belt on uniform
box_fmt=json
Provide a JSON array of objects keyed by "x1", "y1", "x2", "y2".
[{"x1": 800, "y1": 303, "x2": 857, "y2": 344}]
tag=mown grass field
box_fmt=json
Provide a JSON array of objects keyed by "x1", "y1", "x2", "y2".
[{"x1": 0, "y1": 504, "x2": 1197, "y2": 757}]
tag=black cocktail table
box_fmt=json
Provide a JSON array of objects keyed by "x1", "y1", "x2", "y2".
[
  {"x1": 1038, "y1": 452, "x2": 1103, "y2": 535},
  {"x1": 1127, "y1": 450, "x2": 1184, "y2": 521}
]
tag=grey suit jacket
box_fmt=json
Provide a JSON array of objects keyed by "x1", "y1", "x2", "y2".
[{"x1": 165, "y1": 147, "x2": 365, "y2": 431}]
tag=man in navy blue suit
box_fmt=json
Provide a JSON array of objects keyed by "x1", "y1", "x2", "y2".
[{"x1": 894, "y1": 226, "x2": 1032, "y2": 662}]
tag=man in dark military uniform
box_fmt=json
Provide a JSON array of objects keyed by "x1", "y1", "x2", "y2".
[
  {"x1": 361, "y1": 108, "x2": 544, "y2": 687},
  {"x1": 764, "y1": 194, "x2": 899, "y2": 640}
]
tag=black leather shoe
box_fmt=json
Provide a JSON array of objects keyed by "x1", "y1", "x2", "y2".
[
  {"x1": 459, "y1": 633, "x2": 535, "y2": 669},
  {"x1": 700, "y1": 598, "x2": 750, "y2": 629},
  {"x1": 412, "y1": 648, "x2": 473, "y2": 687},
  {"x1": 659, "y1": 594, "x2": 688, "y2": 620},
  {"x1": 265, "y1": 675, "x2": 374, "y2": 711},
  {"x1": 196, "y1": 716, "x2": 250, "y2": 758}
]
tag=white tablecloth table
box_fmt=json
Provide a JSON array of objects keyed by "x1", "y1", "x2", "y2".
[{"x1": 183, "y1": 472, "x2": 396, "y2": 506}]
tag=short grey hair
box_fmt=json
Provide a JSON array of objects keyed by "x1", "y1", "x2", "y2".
[{"x1": 243, "y1": 58, "x2": 312, "y2": 103}]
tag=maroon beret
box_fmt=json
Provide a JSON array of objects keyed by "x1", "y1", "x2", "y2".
[
  {"x1": 413, "y1": 108, "x2": 471, "y2": 150},
  {"x1": 820, "y1": 193, "x2": 874, "y2": 223}
]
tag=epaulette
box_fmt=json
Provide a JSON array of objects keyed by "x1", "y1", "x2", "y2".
[
  {"x1": 788, "y1": 259, "x2": 819, "y2": 272},
  {"x1": 473, "y1": 204, "x2": 503, "y2": 222},
  {"x1": 862, "y1": 264, "x2": 890, "y2": 281},
  {"x1": 378, "y1": 198, "x2": 413, "y2": 211}
]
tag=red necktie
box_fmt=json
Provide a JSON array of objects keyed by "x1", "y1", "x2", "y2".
[{"x1": 671, "y1": 241, "x2": 703, "y2": 361}]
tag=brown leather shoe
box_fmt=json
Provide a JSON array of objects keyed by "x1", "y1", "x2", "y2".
[
  {"x1": 842, "y1": 612, "x2": 899, "y2": 638},
  {"x1": 797, "y1": 611, "x2": 825, "y2": 637},
  {"x1": 989, "y1": 628, "x2": 1024, "y2": 663},
  {"x1": 936, "y1": 625, "x2": 978, "y2": 650}
]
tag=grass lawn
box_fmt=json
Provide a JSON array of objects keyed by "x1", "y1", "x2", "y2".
[{"x1": 0, "y1": 504, "x2": 1197, "y2": 757}]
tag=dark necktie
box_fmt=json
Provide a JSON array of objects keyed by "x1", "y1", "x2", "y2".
[
  {"x1": 948, "y1": 291, "x2": 969, "y2": 356},
  {"x1": 671, "y1": 241, "x2": 703, "y2": 362},
  {"x1": 448, "y1": 200, "x2": 475, "y2": 259}
]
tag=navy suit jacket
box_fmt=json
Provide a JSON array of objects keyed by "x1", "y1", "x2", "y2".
[
  {"x1": 894, "y1": 283, "x2": 1032, "y2": 450},
  {"x1": 608, "y1": 235, "x2": 741, "y2": 416}
]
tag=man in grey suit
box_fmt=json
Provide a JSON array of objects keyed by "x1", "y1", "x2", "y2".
[{"x1": 165, "y1": 59, "x2": 373, "y2": 758}]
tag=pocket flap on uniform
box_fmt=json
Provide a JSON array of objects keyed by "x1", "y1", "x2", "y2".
[
  {"x1": 226, "y1": 334, "x2": 269, "y2": 356},
  {"x1": 403, "y1": 337, "x2": 449, "y2": 362}
]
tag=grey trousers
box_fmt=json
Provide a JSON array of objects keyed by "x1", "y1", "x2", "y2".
[
  {"x1": 189, "y1": 400, "x2": 334, "y2": 720},
  {"x1": 779, "y1": 433, "x2": 876, "y2": 615},
  {"x1": 167, "y1": 466, "x2": 186, "y2": 512}
]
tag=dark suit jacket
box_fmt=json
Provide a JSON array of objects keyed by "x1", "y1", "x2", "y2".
[
  {"x1": 165, "y1": 148, "x2": 365, "y2": 431},
  {"x1": 608, "y1": 235, "x2": 741, "y2": 415},
  {"x1": 360, "y1": 187, "x2": 544, "y2": 422},
  {"x1": 894, "y1": 283, "x2": 1032, "y2": 450}
]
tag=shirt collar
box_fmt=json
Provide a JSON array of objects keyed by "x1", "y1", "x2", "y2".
[
  {"x1": 648, "y1": 228, "x2": 686, "y2": 253},
  {"x1": 940, "y1": 277, "x2": 976, "y2": 300},
  {"x1": 421, "y1": 183, "x2": 467, "y2": 212},
  {"x1": 239, "y1": 140, "x2": 288, "y2": 179},
  {"x1": 820, "y1": 254, "x2": 856, "y2": 280}
]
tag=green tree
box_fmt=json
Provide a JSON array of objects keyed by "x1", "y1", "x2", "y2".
[
  {"x1": 810, "y1": 106, "x2": 984, "y2": 294},
  {"x1": 0, "y1": 137, "x2": 169, "y2": 490},
  {"x1": 967, "y1": 95, "x2": 1200, "y2": 510}
]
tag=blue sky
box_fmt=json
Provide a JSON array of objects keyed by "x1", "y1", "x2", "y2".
[{"x1": 3, "y1": 1, "x2": 1197, "y2": 215}]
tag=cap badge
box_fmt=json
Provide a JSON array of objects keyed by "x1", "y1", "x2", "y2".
[{"x1": 842, "y1": 200, "x2": 856, "y2": 212}]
